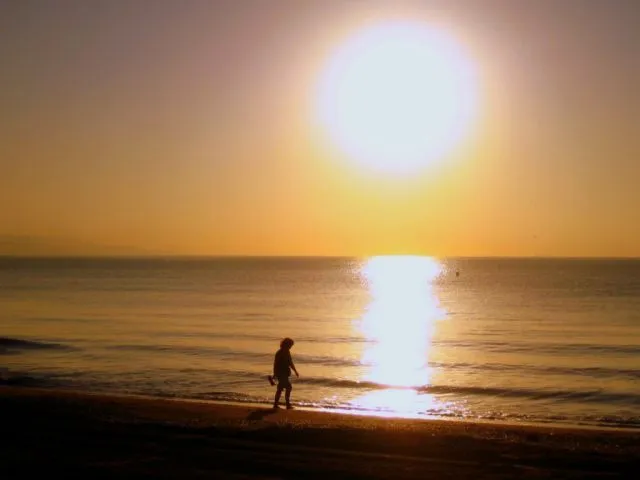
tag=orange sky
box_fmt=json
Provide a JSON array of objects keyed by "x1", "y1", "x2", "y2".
[{"x1": 1, "y1": 1, "x2": 639, "y2": 257}]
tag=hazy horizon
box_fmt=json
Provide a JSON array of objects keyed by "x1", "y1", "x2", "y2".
[{"x1": 1, "y1": 236, "x2": 639, "y2": 260}]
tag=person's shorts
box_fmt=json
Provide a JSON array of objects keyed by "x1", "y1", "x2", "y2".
[{"x1": 276, "y1": 376, "x2": 292, "y2": 389}]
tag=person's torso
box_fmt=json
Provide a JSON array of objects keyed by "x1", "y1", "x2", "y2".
[{"x1": 274, "y1": 349, "x2": 291, "y2": 376}]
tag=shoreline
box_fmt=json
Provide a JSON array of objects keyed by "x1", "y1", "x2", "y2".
[
  {"x1": 4, "y1": 380, "x2": 637, "y2": 433},
  {"x1": 3, "y1": 385, "x2": 639, "y2": 479}
]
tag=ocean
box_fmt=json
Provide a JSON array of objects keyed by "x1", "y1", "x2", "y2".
[{"x1": 1, "y1": 256, "x2": 639, "y2": 429}]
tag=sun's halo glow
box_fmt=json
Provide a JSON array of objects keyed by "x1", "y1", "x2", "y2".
[{"x1": 316, "y1": 21, "x2": 477, "y2": 174}]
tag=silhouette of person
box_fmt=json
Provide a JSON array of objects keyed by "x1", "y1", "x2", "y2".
[{"x1": 269, "y1": 337, "x2": 299, "y2": 409}]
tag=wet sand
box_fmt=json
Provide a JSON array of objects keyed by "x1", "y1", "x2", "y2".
[{"x1": 2, "y1": 386, "x2": 638, "y2": 479}]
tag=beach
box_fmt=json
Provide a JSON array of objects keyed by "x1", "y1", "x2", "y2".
[
  {"x1": 3, "y1": 257, "x2": 639, "y2": 430},
  {"x1": 3, "y1": 0, "x2": 640, "y2": 477},
  {"x1": 2, "y1": 386, "x2": 638, "y2": 479}
]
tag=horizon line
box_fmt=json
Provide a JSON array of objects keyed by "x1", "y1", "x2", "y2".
[{"x1": 1, "y1": 254, "x2": 639, "y2": 260}]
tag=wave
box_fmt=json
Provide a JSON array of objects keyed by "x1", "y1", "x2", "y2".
[
  {"x1": 3, "y1": 369, "x2": 638, "y2": 430},
  {"x1": 109, "y1": 335, "x2": 640, "y2": 359},
  {"x1": 104, "y1": 343, "x2": 364, "y2": 368},
  {"x1": 427, "y1": 361, "x2": 640, "y2": 381},
  {"x1": 100, "y1": 342, "x2": 640, "y2": 380},
  {"x1": 432, "y1": 339, "x2": 640, "y2": 356},
  {"x1": 0, "y1": 374, "x2": 46, "y2": 387},
  {"x1": 151, "y1": 330, "x2": 371, "y2": 345},
  {"x1": 298, "y1": 377, "x2": 640, "y2": 405},
  {"x1": 105, "y1": 344, "x2": 276, "y2": 365},
  {"x1": 0, "y1": 337, "x2": 71, "y2": 354}
]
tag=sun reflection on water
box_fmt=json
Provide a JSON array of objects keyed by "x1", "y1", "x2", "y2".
[{"x1": 350, "y1": 255, "x2": 451, "y2": 416}]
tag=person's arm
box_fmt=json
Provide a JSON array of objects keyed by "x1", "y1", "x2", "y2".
[{"x1": 289, "y1": 354, "x2": 299, "y2": 377}]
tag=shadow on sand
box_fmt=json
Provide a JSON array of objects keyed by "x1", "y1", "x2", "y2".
[{"x1": 246, "y1": 408, "x2": 278, "y2": 422}]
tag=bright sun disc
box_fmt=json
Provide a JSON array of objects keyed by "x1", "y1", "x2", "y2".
[{"x1": 316, "y1": 21, "x2": 477, "y2": 174}]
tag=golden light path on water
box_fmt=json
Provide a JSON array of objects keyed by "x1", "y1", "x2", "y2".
[{"x1": 349, "y1": 256, "x2": 454, "y2": 418}]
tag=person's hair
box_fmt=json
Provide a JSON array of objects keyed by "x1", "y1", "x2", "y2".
[{"x1": 280, "y1": 337, "x2": 294, "y2": 349}]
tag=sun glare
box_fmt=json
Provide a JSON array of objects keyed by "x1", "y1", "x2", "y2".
[
  {"x1": 353, "y1": 389, "x2": 446, "y2": 419},
  {"x1": 316, "y1": 22, "x2": 477, "y2": 174},
  {"x1": 355, "y1": 256, "x2": 446, "y2": 389}
]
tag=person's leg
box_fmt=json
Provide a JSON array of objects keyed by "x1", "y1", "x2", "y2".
[
  {"x1": 285, "y1": 386, "x2": 293, "y2": 408},
  {"x1": 274, "y1": 385, "x2": 283, "y2": 407}
]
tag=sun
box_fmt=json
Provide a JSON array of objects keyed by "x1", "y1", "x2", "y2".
[{"x1": 316, "y1": 21, "x2": 478, "y2": 174}]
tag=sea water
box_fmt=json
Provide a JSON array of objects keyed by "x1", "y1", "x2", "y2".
[{"x1": 2, "y1": 256, "x2": 639, "y2": 429}]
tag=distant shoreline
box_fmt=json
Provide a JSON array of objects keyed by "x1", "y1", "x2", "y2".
[{"x1": 2, "y1": 254, "x2": 640, "y2": 260}]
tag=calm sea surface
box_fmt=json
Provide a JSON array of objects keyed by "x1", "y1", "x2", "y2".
[{"x1": 1, "y1": 256, "x2": 639, "y2": 429}]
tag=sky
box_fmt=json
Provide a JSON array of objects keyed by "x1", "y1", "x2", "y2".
[{"x1": 1, "y1": 0, "x2": 639, "y2": 257}]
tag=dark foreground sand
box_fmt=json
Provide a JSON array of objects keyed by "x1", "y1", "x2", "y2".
[{"x1": 2, "y1": 386, "x2": 639, "y2": 479}]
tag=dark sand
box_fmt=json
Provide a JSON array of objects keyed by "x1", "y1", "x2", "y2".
[{"x1": 2, "y1": 386, "x2": 638, "y2": 479}]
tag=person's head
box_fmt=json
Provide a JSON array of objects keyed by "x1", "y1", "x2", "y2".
[{"x1": 280, "y1": 337, "x2": 294, "y2": 350}]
